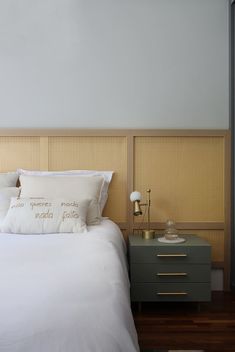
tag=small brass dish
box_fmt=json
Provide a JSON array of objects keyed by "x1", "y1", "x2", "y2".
[{"x1": 142, "y1": 229, "x2": 155, "y2": 240}]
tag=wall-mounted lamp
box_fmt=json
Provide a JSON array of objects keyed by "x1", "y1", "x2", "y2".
[{"x1": 130, "y1": 189, "x2": 155, "y2": 240}]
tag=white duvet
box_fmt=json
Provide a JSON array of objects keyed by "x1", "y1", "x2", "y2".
[{"x1": 0, "y1": 220, "x2": 139, "y2": 352}]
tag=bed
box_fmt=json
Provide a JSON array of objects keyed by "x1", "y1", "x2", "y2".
[
  {"x1": 0, "y1": 219, "x2": 139, "y2": 352},
  {"x1": 0, "y1": 171, "x2": 139, "y2": 352}
]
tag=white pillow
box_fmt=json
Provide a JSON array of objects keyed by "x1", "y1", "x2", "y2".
[
  {"x1": 0, "y1": 172, "x2": 18, "y2": 188},
  {"x1": 0, "y1": 197, "x2": 90, "y2": 234},
  {"x1": 17, "y1": 169, "x2": 113, "y2": 212},
  {"x1": 0, "y1": 187, "x2": 20, "y2": 221},
  {"x1": 19, "y1": 175, "x2": 104, "y2": 225}
]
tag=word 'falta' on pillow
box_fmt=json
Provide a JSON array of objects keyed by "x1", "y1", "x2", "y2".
[{"x1": 0, "y1": 198, "x2": 90, "y2": 234}]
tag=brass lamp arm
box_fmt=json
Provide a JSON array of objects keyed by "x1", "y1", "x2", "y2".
[{"x1": 139, "y1": 202, "x2": 148, "y2": 207}]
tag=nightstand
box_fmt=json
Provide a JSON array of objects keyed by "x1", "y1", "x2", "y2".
[{"x1": 128, "y1": 234, "x2": 211, "y2": 302}]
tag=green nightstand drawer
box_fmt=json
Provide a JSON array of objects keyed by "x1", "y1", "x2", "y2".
[
  {"x1": 131, "y1": 283, "x2": 211, "y2": 302},
  {"x1": 130, "y1": 263, "x2": 211, "y2": 283},
  {"x1": 130, "y1": 245, "x2": 210, "y2": 264}
]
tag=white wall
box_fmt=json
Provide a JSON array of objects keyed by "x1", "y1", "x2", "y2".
[{"x1": 0, "y1": 0, "x2": 229, "y2": 129}]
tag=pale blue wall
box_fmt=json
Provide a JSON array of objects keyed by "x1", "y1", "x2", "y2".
[{"x1": 0, "y1": 0, "x2": 230, "y2": 128}]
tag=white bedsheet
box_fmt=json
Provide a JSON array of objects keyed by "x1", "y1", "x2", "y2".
[{"x1": 0, "y1": 219, "x2": 139, "y2": 352}]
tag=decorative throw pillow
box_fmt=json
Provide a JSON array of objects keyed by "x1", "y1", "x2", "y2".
[
  {"x1": 0, "y1": 187, "x2": 20, "y2": 221},
  {"x1": 19, "y1": 175, "x2": 104, "y2": 225},
  {"x1": 17, "y1": 169, "x2": 113, "y2": 213},
  {"x1": 0, "y1": 198, "x2": 90, "y2": 234},
  {"x1": 0, "y1": 172, "x2": 18, "y2": 188}
]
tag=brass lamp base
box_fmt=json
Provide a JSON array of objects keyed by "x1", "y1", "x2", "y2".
[{"x1": 142, "y1": 229, "x2": 155, "y2": 240}]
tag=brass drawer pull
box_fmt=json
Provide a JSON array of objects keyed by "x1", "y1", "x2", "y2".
[
  {"x1": 157, "y1": 254, "x2": 187, "y2": 257},
  {"x1": 157, "y1": 292, "x2": 188, "y2": 296},
  {"x1": 157, "y1": 272, "x2": 187, "y2": 277}
]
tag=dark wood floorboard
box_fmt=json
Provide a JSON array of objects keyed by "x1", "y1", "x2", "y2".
[{"x1": 132, "y1": 291, "x2": 235, "y2": 352}]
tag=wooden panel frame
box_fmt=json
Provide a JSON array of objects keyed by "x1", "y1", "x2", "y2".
[{"x1": 0, "y1": 129, "x2": 231, "y2": 290}]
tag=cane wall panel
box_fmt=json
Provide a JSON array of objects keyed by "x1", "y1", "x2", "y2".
[
  {"x1": 0, "y1": 136, "x2": 40, "y2": 172},
  {"x1": 134, "y1": 136, "x2": 224, "y2": 223}
]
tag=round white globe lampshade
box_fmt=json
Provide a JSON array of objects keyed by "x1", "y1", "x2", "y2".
[{"x1": 130, "y1": 191, "x2": 141, "y2": 202}]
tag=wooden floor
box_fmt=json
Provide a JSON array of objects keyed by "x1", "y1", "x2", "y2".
[{"x1": 132, "y1": 291, "x2": 235, "y2": 352}]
